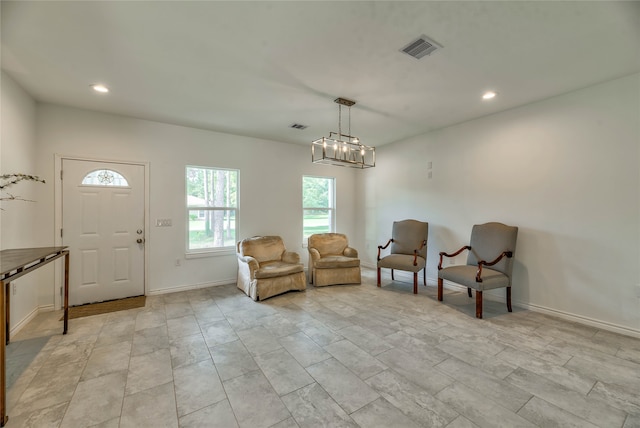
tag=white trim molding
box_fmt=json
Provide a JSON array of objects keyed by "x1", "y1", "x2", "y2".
[
  {"x1": 146, "y1": 278, "x2": 237, "y2": 296},
  {"x1": 54, "y1": 154, "x2": 150, "y2": 310}
]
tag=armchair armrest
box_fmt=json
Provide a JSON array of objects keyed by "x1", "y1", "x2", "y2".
[
  {"x1": 282, "y1": 251, "x2": 301, "y2": 264},
  {"x1": 377, "y1": 238, "x2": 393, "y2": 261},
  {"x1": 237, "y1": 255, "x2": 259, "y2": 278},
  {"x1": 308, "y1": 248, "x2": 321, "y2": 262},
  {"x1": 438, "y1": 245, "x2": 471, "y2": 270},
  {"x1": 343, "y1": 247, "x2": 358, "y2": 258},
  {"x1": 475, "y1": 251, "x2": 513, "y2": 282}
]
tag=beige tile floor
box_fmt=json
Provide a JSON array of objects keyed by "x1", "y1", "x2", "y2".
[{"x1": 5, "y1": 268, "x2": 640, "y2": 427}]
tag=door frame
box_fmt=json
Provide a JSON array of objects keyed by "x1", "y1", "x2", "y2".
[{"x1": 53, "y1": 154, "x2": 150, "y2": 310}]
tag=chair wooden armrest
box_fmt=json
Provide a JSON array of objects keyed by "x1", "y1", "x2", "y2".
[
  {"x1": 377, "y1": 239, "x2": 393, "y2": 261},
  {"x1": 475, "y1": 251, "x2": 513, "y2": 282},
  {"x1": 412, "y1": 239, "x2": 427, "y2": 265},
  {"x1": 438, "y1": 246, "x2": 471, "y2": 270}
]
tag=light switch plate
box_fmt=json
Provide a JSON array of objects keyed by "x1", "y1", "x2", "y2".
[{"x1": 156, "y1": 219, "x2": 172, "y2": 227}]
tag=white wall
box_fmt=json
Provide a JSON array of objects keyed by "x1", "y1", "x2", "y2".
[
  {"x1": 0, "y1": 71, "x2": 49, "y2": 331},
  {"x1": 6, "y1": 71, "x2": 640, "y2": 337},
  {"x1": 33, "y1": 104, "x2": 358, "y2": 301},
  {"x1": 356, "y1": 73, "x2": 640, "y2": 336}
]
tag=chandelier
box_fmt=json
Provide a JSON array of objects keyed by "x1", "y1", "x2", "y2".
[{"x1": 311, "y1": 97, "x2": 375, "y2": 169}]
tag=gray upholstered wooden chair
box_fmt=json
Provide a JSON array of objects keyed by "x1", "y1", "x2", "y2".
[
  {"x1": 377, "y1": 219, "x2": 428, "y2": 294},
  {"x1": 437, "y1": 222, "x2": 518, "y2": 318}
]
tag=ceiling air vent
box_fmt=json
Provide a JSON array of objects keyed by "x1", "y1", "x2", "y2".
[
  {"x1": 290, "y1": 123, "x2": 308, "y2": 130},
  {"x1": 400, "y1": 35, "x2": 442, "y2": 59}
]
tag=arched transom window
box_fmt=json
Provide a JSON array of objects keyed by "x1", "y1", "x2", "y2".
[{"x1": 81, "y1": 169, "x2": 129, "y2": 187}]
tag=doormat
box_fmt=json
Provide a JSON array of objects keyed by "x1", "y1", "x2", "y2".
[{"x1": 62, "y1": 295, "x2": 146, "y2": 320}]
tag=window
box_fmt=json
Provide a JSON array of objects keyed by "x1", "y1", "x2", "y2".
[
  {"x1": 302, "y1": 176, "x2": 335, "y2": 240},
  {"x1": 186, "y1": 166, "x2": 238, "y2": 252},
  {"x1": 81, "y1": 169, "x2": 129, "y2": 187}
]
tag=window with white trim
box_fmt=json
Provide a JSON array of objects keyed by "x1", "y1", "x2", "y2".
[
  {"x1": 302, "y1": 176, "x2": 335, "y2": 240},
  {"x1": 186, "y1": 166, "x2": 238, "y2": 252}
]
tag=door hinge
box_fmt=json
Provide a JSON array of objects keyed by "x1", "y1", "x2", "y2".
[
  {"x1": 60, "y1": 228, "x2": 63, "y2": 238},
  {"x1": 60, "y1": 170, "x2": 63, "y2": 180}
]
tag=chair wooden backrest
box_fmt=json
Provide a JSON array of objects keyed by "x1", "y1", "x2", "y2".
[
  {"x1": 390, "y1": 220, "x2": 429, "y2": 259},
  {"x1": 467, "y1": 222, "x2": 518, "y2": 281}
]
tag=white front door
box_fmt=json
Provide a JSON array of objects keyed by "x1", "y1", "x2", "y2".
[{"x1": 62, "y1": 159, "x2": 145, "y2": 306}]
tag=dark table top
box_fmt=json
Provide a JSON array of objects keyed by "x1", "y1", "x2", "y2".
[{"x1": 0, "y1": 247, "x2": 68, "y2": 277}]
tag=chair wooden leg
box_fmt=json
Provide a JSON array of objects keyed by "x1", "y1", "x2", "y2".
[
  {"x1": 437, "y1": 278, "x2": 443, "y2": 301},
  {"x1": 377, "y1": 268, "x2": 381, "y2": 287},
  {"x1": 413, "y1": 273, "x2": 418, "y2": 294},
  {"x1": 467, "y1": 287, "x2": 472, "y2": 298},
  {"x1": 507, "y1": 287, "x2": 512, "y2": 312},
  {"x1": 423, "y1": 267, "x2": 426, "y2": 286},
  {"x1": 476, "y1": 290, "x2": 483, "y2": 319},
  {"x1": 391, "y1": 269, "x2": 395, "y2": 280}
]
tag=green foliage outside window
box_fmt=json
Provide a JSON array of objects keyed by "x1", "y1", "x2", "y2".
[
  {"x1": 303, "y1": 176, "x2": 334, "y2": 239},
  {"x1": 187, "y1": 167, "x2": 238, "y2": 250}
]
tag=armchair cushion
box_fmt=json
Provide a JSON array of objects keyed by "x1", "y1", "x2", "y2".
[
  {"x1": 255, "y1": 260, "x2": 304, "y2": 279},
  {"x1": 437, "y1": 265, "x2": 509, "y2": 291},
  {"x1": 239, "y1": 235, "x2": 286, "y2": 263},
  {"x1": 308, "y1": 233, "x2": 349, "y2": 256},
  {"x1": 377, "y1": 254, "x2": 426, "y2": 273},
  {"x1": 315, "y1": 255, "x2": 360, "y2": 269}
]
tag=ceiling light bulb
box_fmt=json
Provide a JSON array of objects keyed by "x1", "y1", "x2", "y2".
[
  {"x1": 353, "y1": 138, "x2": 359, "y2": 143},
  {"x1": 482, "y1": 91, "x2": 496, "y2": 100},
  {"x1": 92, "y1": 84, "x2": 109, "y2": 93}
]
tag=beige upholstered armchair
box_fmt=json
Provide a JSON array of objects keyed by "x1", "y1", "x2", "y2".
[
  {"x1": 308, "y1": 233, "x2": 361, "y2": 286},
  {"x1": 377, "y1": 220, "x2": 428, "y2": 294},
  {"x1": 236, "y1": 236, "x2": 306, "y2": 301},
  {"x1": 438, "y1": 222, "x2": 518, "y2": 318}
]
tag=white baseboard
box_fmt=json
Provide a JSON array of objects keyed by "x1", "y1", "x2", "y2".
[
  {"x1": 516, "y1": 301, "x2": 640, "y2": 339},
  {"x1": 146, "y1": 278, "x2": 237, "y2": 296},
  {"x1": 438, "y1": 277, "x2": 640, "y2": 338},
  {"x1": 374, "y1": 268, "x2": 640, "y2": 339},
  {"x1": 10, "y1": 305, "x2": 44, "y2": 337},
  {"x1": 38, "y1": 304, "x2": 55, "y2": 312},
  {"x1": 13, "y1": 271, "x2": 640, "y2": 340}
]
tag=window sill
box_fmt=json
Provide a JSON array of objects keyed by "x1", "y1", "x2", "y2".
[{"x1": 185, "y1": 248, "x2": 235, "y2": 259}]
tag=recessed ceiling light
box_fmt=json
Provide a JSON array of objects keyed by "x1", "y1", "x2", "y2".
[
  {"x1": 91, "y1": 84, "x2": 109, "y2": 93},
  {"x1": 482, "y1": 91, "x2": 497, "y2": 100}
]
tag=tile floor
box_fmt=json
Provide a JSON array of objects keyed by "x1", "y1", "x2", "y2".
[{"x1": 5, "y1": 268, "x2": 640, "y2": 427}]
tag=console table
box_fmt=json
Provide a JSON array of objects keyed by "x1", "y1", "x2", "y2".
[{"x1": 0, "y1": 246, "x2": 69, "y2": 427}]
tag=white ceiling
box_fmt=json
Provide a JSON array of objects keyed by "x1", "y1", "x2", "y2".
[{"x1": 2, "y1": 1, "x2": 639, "y2": 147}]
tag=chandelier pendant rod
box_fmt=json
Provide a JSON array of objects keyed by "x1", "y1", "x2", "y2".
[{"x1": 338, "y1": 103, "x2": 342, "y2": 142}]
